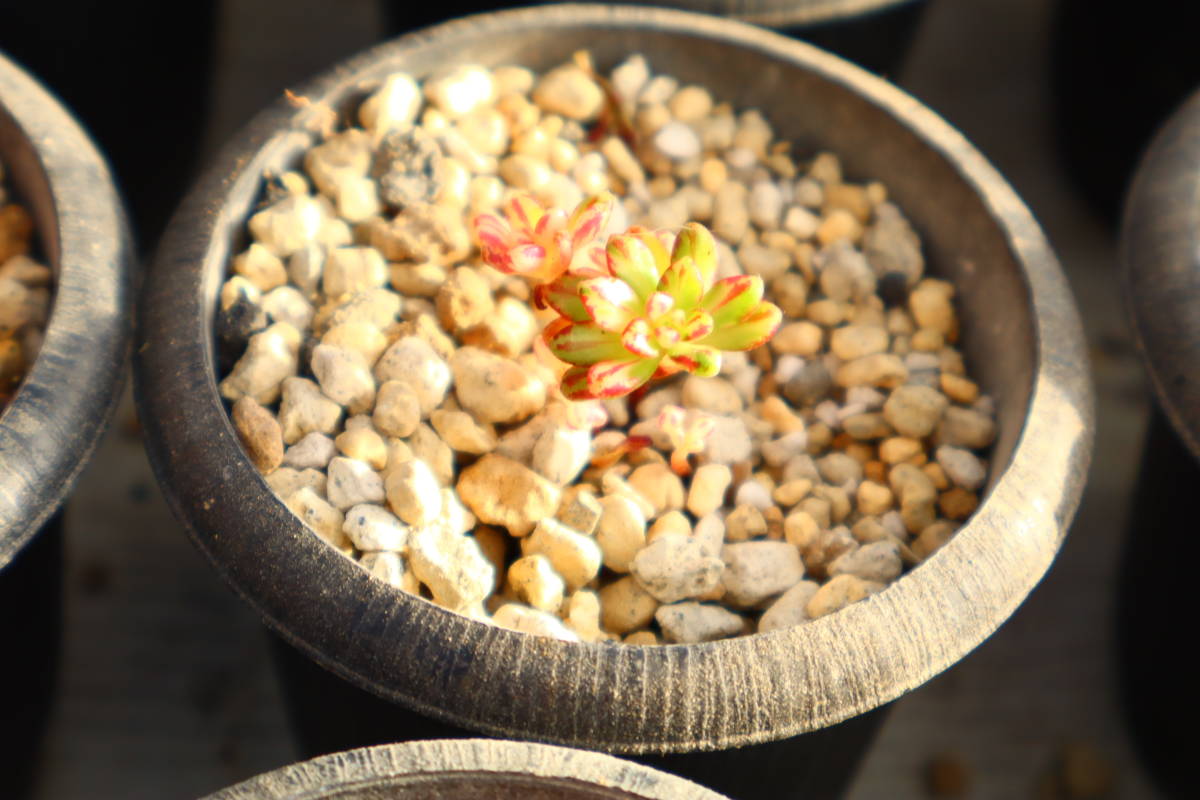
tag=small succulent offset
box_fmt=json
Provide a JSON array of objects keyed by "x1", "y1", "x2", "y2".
[
  {"x1": 472, "y1": 193, "x2": 782, "y2": 400},
  {"x1": 473, "y1": 192, "x2": 610, "y2": 283},
  {"x1": 658, "y1": 405, "x2": 715, "y2": 476}
]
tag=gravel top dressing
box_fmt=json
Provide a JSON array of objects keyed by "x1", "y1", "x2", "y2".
[
  {"x1": 215, "y1": 52, "x2": 996, "y2": 645},
  {"x1": 0, "y1": 157, "x2": 51, "y2": 409}
]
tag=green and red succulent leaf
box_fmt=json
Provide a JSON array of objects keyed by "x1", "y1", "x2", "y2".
[
  {"x1": 546, "y1": 321, "x2": 632, "y2": 366},
  {"x1": 696, "y1": 300, "x2": 782, "y2": 351},
  {"x1": 534, "y1": 275, "x2": 591, "y2": 322},
  {"x1": 605, "y1": 233, "x2": 662, "y2": 300},
  {"x1": 578, "y1": 277, "x2": 640, "y2": 333},
  {"x1": 670, "y1": 223, "x2": 718, "y2": 289}
]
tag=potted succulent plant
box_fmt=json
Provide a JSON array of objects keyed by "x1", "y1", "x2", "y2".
[
  {"x1": 135, "y1": 4, "x2": 1091, "y2": 797},
  {"x1": 0, "y1": 51, "x2": 133, "y2": 798}
]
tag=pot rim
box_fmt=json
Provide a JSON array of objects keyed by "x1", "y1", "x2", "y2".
[
  {"x1": 1120, "y1": 86, "x2": 1200, "y2": 460},
  {"x1": 203, "y1": 738, "x2": 728, "y2": 799},
  {"x1": 0, "y1": 52, "x2": 134, "y2": 567},
  {"x1": 605, "y1": 0, "x2": 923, "y2": 28},
  {"x1": 135, "y1": 3, "x2": 1093, "y2": 752}
]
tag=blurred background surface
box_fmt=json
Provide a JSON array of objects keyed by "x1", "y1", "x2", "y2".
[{"x1": 2, "y1": 0, "x2": 1176, "y2": 796}]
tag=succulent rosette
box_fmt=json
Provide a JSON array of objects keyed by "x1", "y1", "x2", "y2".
[
  {"x1": 542, "y1": 222, "x2": 782, "y2": 399},
  {"x1": 471, "y1": 192, "x2": 613, "y2": 283}
]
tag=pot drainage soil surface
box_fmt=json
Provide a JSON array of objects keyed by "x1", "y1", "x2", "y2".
[{"x1": 215, "y1": 52, "x2": 996, "y2": 644}]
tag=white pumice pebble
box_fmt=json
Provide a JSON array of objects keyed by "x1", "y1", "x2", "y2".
[
  {"x1": 343, "y1": 504, "x2": 409, "y2": 552},
  {"x1": 408, "y1": 525, "x2": 495, "y2": 611},
  {"x1": 325, "y1": 457, "x2": 385, "y2": 510},
  {"x1": 311, "y1": 344, "x2": 376, "y2": 414},
  {"x1": 425, "y1": 64, "x2": 496, "y2": 118},
  {"x1": 492, "y1": 603, "x2": 581, "y2": 642},
  {"x1": 283, "y1": 432, "x2": 337, "y2": 470},
  {"x1": 360, "y1": 73, "x2": 422, "y2": 139},
  {"x1": 219, "y1": 322, "x2": 300, "y2": 405},
  {"x1": 358, "y1": 550, "x2": 420, "y2": 593},
  {"x1": 266, "y1": 467, "x2": 326, "y2": 500},
  {"x1": 721, "y1": 541, "x2": 806, "y2": 608},
  {"x1": 249, "y1": 194, "x2": 325, "y2": 257},
  {"x1": 631, "y1": 534, "x2": 724, "y2": 604},
  {"x1": 373, "y1": 336, "x2": 452, "y2": 417},
  {"x1": 286, "y1": 487, "x2": 349, "y2": 552},
  {"x1": 385, "y1": 458, "x2": 442, "y2": 526},
  {"x1": 656, "y1": 602, "x2": 746, "y2": 643}
]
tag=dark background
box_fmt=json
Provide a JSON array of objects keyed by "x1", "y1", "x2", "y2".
[{"x1": 3, "y1": 0, "x2": 1196, "y2": 796}]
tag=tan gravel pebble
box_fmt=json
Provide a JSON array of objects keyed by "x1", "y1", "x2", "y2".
[
  {"x1": 627, "y1": 462, "x2": 685, "y2": 517},
  {"x1": 599, "y1": 575, "x2": 660, "y2": 635},
  {"x1": 231, "y1": 396, "x2": 284, "y2": 474},
  {"x1": 458, "y1": 454, "x2": 561, "y2": 537},
  {"x1": 806, "y1": 574, "x2": 869, "y2": 618},
  {"x1": 507, "y1": 554, "x2": 566, "y2": 613},
  {"x1": 686, "y1": 463, "x2": 732, "y2": 517},
  {"x1": 451, "y1": 346, "x2": 546, "y2": 425}
]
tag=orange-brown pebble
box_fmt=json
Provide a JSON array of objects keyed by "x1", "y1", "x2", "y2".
[
  {"x1": 923, "y1": 462, "x2": 950, "y2": 491},
  {"x1": 0, "y1": 204, "x2": 33, "y2": 263},
  {"x1": 938, "y1": 488, "x2": 979, "y2": 520},
  {"x1": 879, "y1": 436, "x2": 923, "y2": 464},
  {"x1": 231, "y1": 396, "x2": 284, "y2": 474},
  {"x1": 815, "y1": 208, "x2": 863, "y2": 245},
  {"x1": 940, "y1": 372, "x2": 980, "y2": 404}
]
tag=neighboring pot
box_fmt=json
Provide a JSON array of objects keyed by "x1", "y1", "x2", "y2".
[
  {"x1": 1117, "y1": 84, "x2": 1200, "y2": 798},
  {"x1": 606, "y1": 0, "x2": 927, "y2": 74},
  {"x1": 0, "y1": 51, "x2": 134, "y2": 796},
  {"x1": 203, "y1": 739, "x2": 727, "y2": 800},
  {"x1": 136, "y1": 0, "x2": 1091, "y2": 784},
  {"x1": 384, "y1": 0, "x2": 926, "y2": 75}
]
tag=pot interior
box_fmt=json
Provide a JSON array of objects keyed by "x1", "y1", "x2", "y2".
[{"x1": 203, "y1": 22, "x2": 1034, "y2": 510}]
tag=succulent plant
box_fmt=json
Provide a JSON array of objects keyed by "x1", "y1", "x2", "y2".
[
  {"x1": 541, "y1": 222, "x2": 782, "y2": 399},
  {"x1": 472, "y1": 192, "x2": 613, "y2": 283},
  {"x1": 658, "y1": 405, "x2": 715, "y2": 476}
]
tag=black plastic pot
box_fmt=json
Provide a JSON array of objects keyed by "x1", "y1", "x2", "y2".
[
  {"x1": 0, "y1": 52, "x2": 134, "y2": 797},
  {"x1": 267, "y1": 632, "x2": 892, "y2": 798},
  {"x1": 136, "y1": 5, "x2": 1090, "y2": 799},
  {"x1": 1118, "y1": 83, "x2": 1200, "y2": 799},
  {"x1": 203, "y1": 739, "x2": 729, "y2": 800}
]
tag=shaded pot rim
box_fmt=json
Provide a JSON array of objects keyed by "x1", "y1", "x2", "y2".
[
  {"x1": 135, "y1": 3, "x2": 1092, "y2": 753},
  {"x1": 604, "y1": 0, "x2": 924, "y2": 28},
  {"x1": 203, "y1": 738, "x2": 728, "y2": 799},
  {"x1": 1120, "y1": 86, "x2": 1200, "y2": 460},
  {"x1": 0, "y1": 52, "x2": 134, "y2": 567}
]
